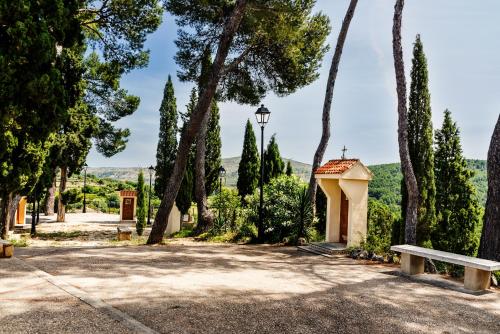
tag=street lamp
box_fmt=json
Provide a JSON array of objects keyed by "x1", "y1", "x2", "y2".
[
  {"x1": 147, "y1": 165, "x2": 154, "y2": 225},
  {"x1": 218, "y1": 166, "x2": 226, "y2": 222},
  {"x1": 255, "y1": 104, "x2": 270, "y2": 241},
  {"x1": 83, "y1": 163, "x2": 88, "y2": 213}
]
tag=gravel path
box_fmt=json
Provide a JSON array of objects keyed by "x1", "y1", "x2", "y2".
[{"x1": 5, "y1": 242, "x2": 499, "y2": 334}]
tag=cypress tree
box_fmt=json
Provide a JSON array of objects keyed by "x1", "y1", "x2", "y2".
[
  {"x1": 286, "y1": 160, "x2": 293, "y2": 176},
  {"x1": 432, "y1": 110, "x2": 482, "y2": 256},
  {"x1": 155, "y1": 75, "x2": 178, "y2": 197},
  {"x1": 204, "y1": 100, "x2": 221, "y2": 195},
  {"x1": 237, "y1": 120, "x2": 260, "y2": 199},
  {"x1": 136, "y1": 170, "x2": 146, "y2": 236},
  {"x1": 263, "y1": 135, "x2": 285, "y2": 184},
  {"x1": 401, "y1": 34, "x2": 437, "y2": 246},
  {"x1": 175, "y1": 89, "x2": 197, "y2": 215}
]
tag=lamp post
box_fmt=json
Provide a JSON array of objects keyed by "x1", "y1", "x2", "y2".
[
  {"x1": 83, "y1": 163, "x2": 88, "y2": 213},
  {"x1": 218, "y1": 166, "x2": 226, "y2": 222},
  {"x1": 255, "y1": 104, "x2": 270, "y2": 242},
  {"x1": 147, "y1": 165, "x2": 154, "y2": 225}
]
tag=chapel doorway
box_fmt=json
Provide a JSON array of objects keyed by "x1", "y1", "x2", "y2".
[
  {"x1": 339, "y1": 190, "x2": 349, "y2": 243},
  {"x1": 122, "y1": 198, "x2": 134, "y2": 220}
]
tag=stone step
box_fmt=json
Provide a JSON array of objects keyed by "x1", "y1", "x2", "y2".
[
  {"x1": 309, "y1": 242, "x2": 348, "y2": 255},
  {"x1": 297, "y1": 245, "x2": 333, "y2": 258}
]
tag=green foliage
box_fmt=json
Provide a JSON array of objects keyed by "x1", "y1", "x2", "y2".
[
  {"x1": 204, "y1": 100, "x2": 222, "y2": 196},
  {"x1": 210, "y1": 187, "x2": 242, "y2": 231},
  {"x1": 154, "y1": 75, "x2": 178, "y2": 197},
  {"x1": 286, "y1": 160, "x2": 293, "y2": 176},
  {"x1": 365, "y1": 199, "x2": 396, "y2": 254},
  {"x1": 0, "y1": 0, "x2": 83, "y2": 199},
  {"x1": 247, "y1": 175, "x2": 311, "y2": 243},
  {"x1": 136, "y1": 170, "x2": 146, "y2": 235},
  {"x1": 175, "y1": 89, "x2": 197, "y2": 214},
  {"x1": 237, "y1": 120, "x2": 260, "y2": 199},
  {"x1": 61, "y1": 188, "x2": 83, "y2": 206},
  {"x1": 91, "y1": 198, "x2": 108, "y2": 213},
  {"x1": 167, "y1": 0, "x2": 330, "y2": 104},
  {"x1": 402, "y1": 35, "x2": 436, "y2": 246},
  {"x1": 432, "y1": 110, "x2": 482, "y2": 256},
  {"x1": 263, "y1": 135, "x2": 285, "y2": 184}
]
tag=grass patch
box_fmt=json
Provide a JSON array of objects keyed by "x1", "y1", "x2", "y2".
[
  {"x1": 171, "y1": 228, "x2": 194, "y2": 239},
  {"x1": 9, "y1": 238, "x2": 29, "y2": 247},
  {"x1": 35, "y1": 231, "x2": 85, "y2": 240},
  {"x1": 108, "y1": 236, "x2": 148, "y2": 246}
]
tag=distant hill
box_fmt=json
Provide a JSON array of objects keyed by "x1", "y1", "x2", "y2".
[{"x1": 87, "y1": 158, "x2": 487, "y2": 210}]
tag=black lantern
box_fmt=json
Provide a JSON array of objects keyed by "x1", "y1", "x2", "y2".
[{"x1": 255, "y1": 104, "x2": 270, "y2": 128}]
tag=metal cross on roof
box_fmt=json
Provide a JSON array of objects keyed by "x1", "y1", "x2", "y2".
[{"x1": 341, "y1": 145, "x2": 348, "y2": 160}]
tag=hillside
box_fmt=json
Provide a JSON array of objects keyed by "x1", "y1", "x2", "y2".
[{"x1": 87, "y1": 158, "x2": 487, "y2": 210}]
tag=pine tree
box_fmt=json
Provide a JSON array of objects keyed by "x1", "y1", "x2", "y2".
[
  {"x1": 148, "y1": 0, "x2": 330, "y2": 244},
  {"x1": 237, "y1": 120, "x2": 260, "y2": 199},
  {"x1": 155, "y1": 75, "x2": 178, "y2": 197},
  {"x1": 432, "y1": 110, "x2": 482, "y2": 256},
  {"x1": 136, "y1": 170, "x2": 146, "y2": 236},
  {"x1": 286, "y1": 161, "x2": 293, "y2": 176},
  {"x1": 401, "y1": 34, "x2": 436, "y2": 246},
  {"x1": 263, "y1": 135, "x2": 285, "y2": 184},
  {"x1": 175, "y1": 89, "x2": 197, "y2": 215}
]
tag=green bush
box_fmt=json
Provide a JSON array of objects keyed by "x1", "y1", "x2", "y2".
[
  {"x1": 364, "y1": 199, "x2": 395, "y2": 254},
  {"x1": 209, "y1": 187, "x2": 242, "y2": 231},
  {"x1": 246, "y1": 175, "x2": 313, "y2": 244},
  {"x1": 91, "y1": 198, "x2": 108, "y2": 213},
  {"x1": 61, "y1": 188, "x2": 83, "y2": 205}
]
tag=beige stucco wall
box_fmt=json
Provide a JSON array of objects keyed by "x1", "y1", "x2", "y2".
[
  {"x1": 165, "y1": 204, "x2": 181, "y2": 235},
  {"x1": 317, "y1": 178, "x2": 341, "y2": 243},
  {"x1": 316, "y1": 162, "x2": 371, "y2": 247},
  {"x1": 339, "y1": 179, "x2": 368, "y2": 247}
]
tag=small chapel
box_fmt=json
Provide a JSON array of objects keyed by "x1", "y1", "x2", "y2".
[{"x1": 314, "y1": 155, "x2": 373, "y2": 247}]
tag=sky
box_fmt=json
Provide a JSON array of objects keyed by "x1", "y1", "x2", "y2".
[{"x1": 87, "y1": 0, "x2": 500, "y2": 168}]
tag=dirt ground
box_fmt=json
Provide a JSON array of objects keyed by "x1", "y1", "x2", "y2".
[{"x1": 1, "y1": 213, "x2": 499, "y2": 333}]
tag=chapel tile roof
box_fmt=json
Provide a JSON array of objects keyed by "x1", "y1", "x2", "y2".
[
  {"x1": 119, "y1": 190, "x2": 137, "y2": 197},
  {"x1": 314, "y1": 159, "x2": 359, "y2": 175}
]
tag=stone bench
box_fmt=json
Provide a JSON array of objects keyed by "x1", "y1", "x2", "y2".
[
  {"x1": 0, "y1": 239, "x2": 14, "y2": 258},
  {"x1": 117, "y1": 226, "x2": 132, "y2": 241},
  {"x1": 391, "y1": 244, "x2": 500, "y2": 291}
]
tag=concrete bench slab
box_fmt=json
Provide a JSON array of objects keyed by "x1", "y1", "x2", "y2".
[
  {"x1": 391, "y1": 244, "x2": 500, "y2": 291},
  {"x1": 117, "y1": 226, "x2": 132, "y2": 241},
  {"x1": 0, "y1": 239, "x2": 14, "y2": 258}
]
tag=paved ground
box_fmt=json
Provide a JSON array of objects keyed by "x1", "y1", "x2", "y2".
[{"x1": 1, "y1": 214, "x2": 499, "y2": 333}]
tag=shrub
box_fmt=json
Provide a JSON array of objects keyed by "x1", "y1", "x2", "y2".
[
  {"x1": 246, "y1": 175, "x2": 312, "y2": 244},
  {"x1": 91, "y1": 198, "x2": 108, "y2": 213},
  {"x1": 364, "y1": 199, "x2": 395, "y2": 254},
  {"x1": 209, "y1": 187, "x2": 241, "y2": 231}
]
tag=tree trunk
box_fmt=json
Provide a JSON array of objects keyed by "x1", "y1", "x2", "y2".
[
  {"x1": 45, "y1": 172, "x2": 56, "y2": 215},
  {"x1": 147, "y1": 0, "x2": 247, "y2": 244},
  {"x1": 8, "y1": 194, "x2": 21, "y2": 230},
  {"x1": 194, "y1": 108, "x2": 215, "y2": 234},
  {"x1": 392, "y1": 0, "x2": 418, "y2": 245},
  {"x1": 0, "y1": 193, "x2": 12, "y2": 239},
  {"x1": 308, "y1": 0, "x2": 358, "y2": 212},
  {"x1": 57, "y1": 166, "x2": 67, "y2": 222},
  {"x1": 478, "y1": 114, "x2": 500, "y2": 261}
]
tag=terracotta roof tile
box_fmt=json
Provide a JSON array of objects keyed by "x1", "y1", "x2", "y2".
[
  {"x1": 314, "y1": 159, "x2": 359, "y2": 175},
  {"x1": 120, "y1": 190, "x2": 137, "y2": 197}
]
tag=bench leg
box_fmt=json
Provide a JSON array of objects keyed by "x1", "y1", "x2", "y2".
[
  {"x1": 464, "y1": 267, "x2": 490, "y2": 291},
  {"x1": 400, "y1": 253, "x2": 424, "y2": 275},
  {"x1": 1, "y1": 245, "x2": 13, "y2": 258}
]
